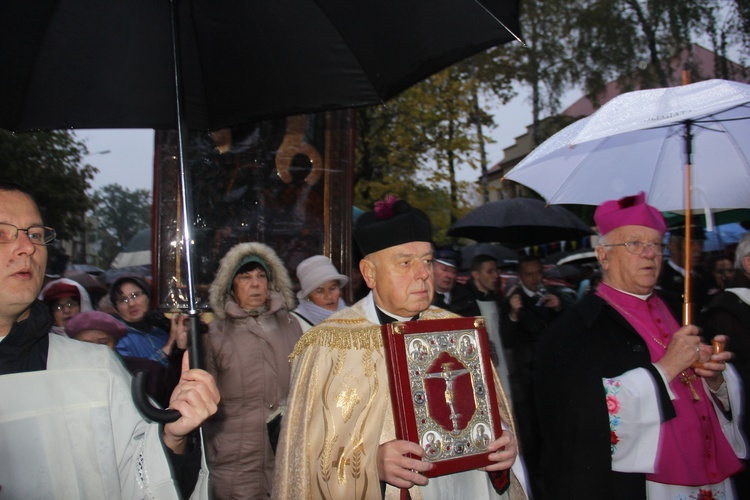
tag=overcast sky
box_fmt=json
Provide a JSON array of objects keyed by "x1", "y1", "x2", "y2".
[{"x1": 78, "y1": 88, "x2": 572, "y2": 193}]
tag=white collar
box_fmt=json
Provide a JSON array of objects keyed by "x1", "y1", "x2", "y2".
[
  {"x1": 364, "y1": 291, "x2": 417, "y2": 323},
  {"x1": 726, "y1": 288, "x2": 750, "y2": 306},
  {"x1": 603, "y1": 283, "x2": 652, "y2": 301}
]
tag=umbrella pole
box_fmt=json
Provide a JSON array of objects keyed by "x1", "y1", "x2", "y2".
[
  {"x1": 682, "y1": 121, "x2": 694, "y2": 326},
  {"x1": 132, "y1": 0, "x2": 202, "y2": 423}
]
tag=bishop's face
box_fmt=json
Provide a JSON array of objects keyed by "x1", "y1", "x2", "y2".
[{"x1": 597, "y1": 225, "x2": 663, "y2": 295}]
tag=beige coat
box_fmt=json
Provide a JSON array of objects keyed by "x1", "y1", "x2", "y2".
[{"x1": 203, "y1": 242, "x2": 302, "y2": 499}]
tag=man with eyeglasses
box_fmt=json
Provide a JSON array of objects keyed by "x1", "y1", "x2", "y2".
[
  {"x1": 0, "y1": 181, "x2": 219, "y2": 498},
  {"x1": 533, "y1": 192, "x2": 743, "y2": 499}
]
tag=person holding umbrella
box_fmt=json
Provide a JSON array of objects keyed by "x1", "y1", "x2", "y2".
[
  {"x1": 534, "y1": 192, "x2": 744, "y2": 499},
  {"x1": 0, "y1": 181, "x2": 220, "y2": 498}
]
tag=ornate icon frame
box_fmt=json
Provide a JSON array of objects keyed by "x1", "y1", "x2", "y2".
[{"x1": 381, "y1": 316, "x2": 503, "y2": 477}]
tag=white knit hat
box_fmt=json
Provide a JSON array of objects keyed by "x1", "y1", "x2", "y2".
[{"x1": 296, "y1": 255, "x2": 349, "y2": 300}]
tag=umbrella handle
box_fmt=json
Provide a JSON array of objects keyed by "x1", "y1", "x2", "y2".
[
  {"x1": 131, "y1": 315, "x2": 204, "y2": 423},
  {"x1": 131, "y1": 372, "x2": 181, "y2": 423}
]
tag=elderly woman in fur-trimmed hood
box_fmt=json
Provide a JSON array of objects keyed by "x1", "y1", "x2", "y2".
[{"x1": 203, "y1": 242, "x2": 302, "y2": 500}]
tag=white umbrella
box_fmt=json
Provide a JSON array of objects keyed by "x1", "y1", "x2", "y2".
[
  {"x1": 504, "y1": 79, "x2": 750, "y2": 212},
  {"x1": 504, "y1": 79, "x2": 750, "y2": 324}
]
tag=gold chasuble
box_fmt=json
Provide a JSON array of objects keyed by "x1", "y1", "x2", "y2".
[{"x1": 272, "y1": 298, "x2": 525, "y2": 499}]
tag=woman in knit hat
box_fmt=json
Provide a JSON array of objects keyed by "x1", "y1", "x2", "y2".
[
  {"x1": 291, "y1": 255, "x2": 349, "y2": 332},
  {"x1": 203, "y1": 242, "x2": 303, "y2": 499}
]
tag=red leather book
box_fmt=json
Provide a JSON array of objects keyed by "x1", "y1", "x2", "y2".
[{"x1": 381, "y1": 316, "x2": 503, "y2": 477}]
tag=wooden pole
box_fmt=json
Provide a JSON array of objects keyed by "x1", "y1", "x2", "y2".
[{"x1": 681, "y1": 66, "x2": 693, "y2": 326}]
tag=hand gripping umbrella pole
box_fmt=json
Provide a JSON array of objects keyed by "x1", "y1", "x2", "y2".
[{"x1": 132, "y1": 0, "x2": 203, "y2": 423}]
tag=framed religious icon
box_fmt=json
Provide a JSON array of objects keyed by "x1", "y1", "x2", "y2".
[
  {"x1": 152, "y1": 110, "x2": 356, "y2": 311},
  {"x1": 381, "y1": 317, "x2": 503, "y2": 477}
]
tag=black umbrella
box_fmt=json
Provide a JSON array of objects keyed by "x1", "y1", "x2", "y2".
[
  {"x1": 100, "y1": 265, "x2": 153, "y2": 287},
  {"x1": 449, "y1": 198, "x2": 595, "y2": 247},
  {"x1": 1, "y1": 0, "x2": 521, "y2": 421},
  {"x1": 460, "y1": 243, "x2": 518, "y2": 270},
  {"x1": 543, "y1": 249, "x2": 598, "y2": 266},
  {"x1": 1, "y1": 0, "x2": 521, "y2": 130}
]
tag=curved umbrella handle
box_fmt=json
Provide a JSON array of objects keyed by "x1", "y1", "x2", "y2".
[
  {"x1": 131, "y1": 314, "x2": 204, "y2": 423},
  {"x1": 131, "y1": 371, "x2": 181, "y2": 423}
]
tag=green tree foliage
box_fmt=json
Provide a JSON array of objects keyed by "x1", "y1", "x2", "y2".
[
  {"x1": 355, "y1": 51, "x2": 516, "y2": 234},
  {"x1": 494, "y1": 0, "x2": 580, "y2": 147},
  {"x1": 91, "y1": 184, "x2": 152, "y2": 251},
  {"x1": 0, "y1": 130, "x2": 96, "y2": 240},
  {"x1": 355, "y1": 0, "x2": 749, "y2": 236},
  {"x1": 571, "y1": 0, "x2": 747, "y2": 96},
  {"x1": 490, "y1": 0, "x2": 748, "y2": 147}
]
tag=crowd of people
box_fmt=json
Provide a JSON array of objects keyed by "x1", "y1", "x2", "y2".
[{"x1": 3, "y1": 179, "x2": 750, "y2": 499}]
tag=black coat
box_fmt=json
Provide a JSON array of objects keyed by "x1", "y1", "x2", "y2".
[
  {"x1": 657, "y1": 261, "x2": 711, "y2": 321},
  {"x1": 533, "y1": 293, "x2": 674, "y2": 500},
  {"x1": 704, "y1": 273, "x2": 750, "y2": 456},
  {"x1": 434, "y1": 280, "x2": 502, "y2": 318}
]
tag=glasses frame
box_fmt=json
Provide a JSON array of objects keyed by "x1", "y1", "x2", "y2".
[
  {"x1": 115, "y1": 291, "x2": 146, "y2": 305},
  {"x1": 52, "y1": 300, "x2": 80, "y2": 312},
  {"x1": 0, "y1": 222, "x2": 56, "y2": 245},
  {"x1": 602, "y1": 241, "x2": 667, "y2": 256}
]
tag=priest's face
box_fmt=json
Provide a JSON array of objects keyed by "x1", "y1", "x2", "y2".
[{"x1": 362, "y1": 241, "x2": 434, "y2": 318}]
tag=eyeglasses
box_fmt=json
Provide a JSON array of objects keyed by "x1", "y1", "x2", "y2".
[
  {"x1": 52, "y1": 301, "x2": 80, "y2": 312},
  {"x1": 115, "y1": 291, "x2": 145, "y2": 305},
  {"x1": 0, "y1": 223, "x2": 56, "y2": 245},
  {"x1": 603, "y1": 241, "x2": 667, "y2": 255}
]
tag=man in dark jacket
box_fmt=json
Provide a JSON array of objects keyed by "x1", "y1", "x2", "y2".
[
  {"x1": 657, "y1": 224, "x2": 711, "y2": 322},
  {"x1": 431, "y1": 245, "x2": 472, "y2": 311},
  {"x1": 501, "y1": 255, "x2": 573, "y2": 498}
]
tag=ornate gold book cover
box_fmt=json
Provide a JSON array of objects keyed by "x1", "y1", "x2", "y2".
[{"x1": 381, "y1": 316, "x2": 503, "y2": 477}]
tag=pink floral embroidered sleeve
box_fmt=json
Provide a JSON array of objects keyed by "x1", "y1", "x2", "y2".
[{"x1": 602, "y1": 368, "x2": 662, "y2": 473}]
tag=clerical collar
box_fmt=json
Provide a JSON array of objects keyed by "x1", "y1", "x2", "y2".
[
  {"x1": 375, "y1": 305, "x2": 419, "y2": 324},
  {"x1": 599, "y1": 282, "x2": 651, "y2": 301}
]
